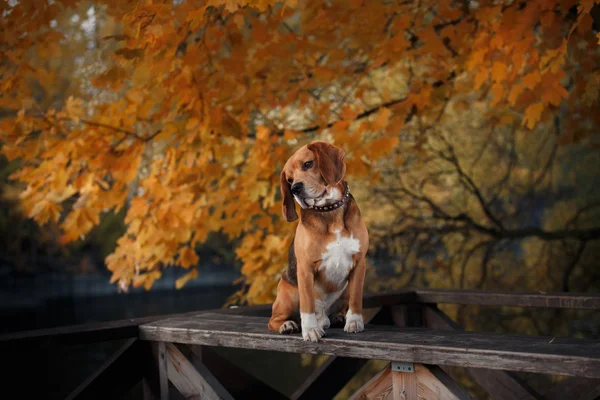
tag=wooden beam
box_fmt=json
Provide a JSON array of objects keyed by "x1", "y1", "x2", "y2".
[
  {"x1": 187, "y1": 345, "x2": 288, "y2": 399},
  {"x1": 291, "y1": 307, "x2": 392, "y2": 400},
  {"x1": 350, "y1": 363, "x2": 470, "y2": 400},
  {"x1": 422, "y1": 304, "x2": 543, "y2": 400},
  {"x1": 423, "y1": 365, "x2": 472, "y2": 399},
  {"x1": 165, "y1": 343, "x2": 233, "y2": 400},
  {"x1": 543, "y1": 377, "x2": 600, "y2": 400},
  {"x1": 349, "y1": 364, "x2": 393, "y2": 400},
  {"x1": 65, "y1": 338, "x2": 143, "y2": 400},
  {"x1": 140, "y1": 312, "x2": 600, "y2": 378},
  {"x1": 415, "y1": 289, "x2": 600, "y2": 310}
]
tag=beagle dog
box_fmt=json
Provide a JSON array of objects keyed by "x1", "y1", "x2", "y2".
[{"x1": 268, "y1": 142, "x2": 369, "y2": 342}]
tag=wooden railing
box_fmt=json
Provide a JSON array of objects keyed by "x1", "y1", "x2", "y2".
[{"x1": 2, "y1": 288, "x2": 599, "y2": 399}]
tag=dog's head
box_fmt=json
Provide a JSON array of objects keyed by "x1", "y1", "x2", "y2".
[{"x1": 280, "y1": 141, "x2": 346, "y2": 222}]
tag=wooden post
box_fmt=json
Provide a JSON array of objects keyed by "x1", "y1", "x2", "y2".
[
  {"x1": 157, "y1": 342, "x2": 169, "y2": 400},
  {"x1": 392, "y1": 367, "x2": 418, "y2": 400}
]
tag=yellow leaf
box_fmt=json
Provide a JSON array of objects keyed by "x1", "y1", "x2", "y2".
[
  {"x1": 132, "y1": 65, "x2": 151, "y2": 86},
  {"x1": 330, "y1": 120, "x2": 350, "y2": 141},
  {"x1": 340, "y1": 106, "x2": 359, "y2": 120},
  {"x1": 521, "y1": 71, "x2": 541, "y2": 90},
  {"x1": 491, "y1": 62, "x2": 507, "y2": 82},
  {"x1": 179, "y1": 246, "x2": 199, "y2": 268},
  {"x1": 508, "y1": 84, "x2": 525, "y2": 106},
  {"x1": 372, "y1": 107, "x2": 392, "y2": 130},
  {"x1": 284, "y1": 129, "x2": 299, "y2": 140},
  {"x1": 65, "y1": 97, "x2": 84, "y2": 123},
  {"x1": 490, "y1": 83, "x2": 504, "y2": 106},
  {"x1": 367, "y1": 136, "x2": 399, "y2": 158},
  {"x1": 522, "y1": 103, "x2": 544, "y2": 129},
  {"x1": 248, "y1": 180, "x2": 270, "y2": 201},
  {"x1": 256, "y1": 126, "x2": 270, "y2": 141},
  {"x1": 176, "y1": 269, "x2": 198, "y2": 289},
  {"x1": 542, "y1": 81, "x2": 569, "y2": 106},
  {"x1": 474, "y1": 67, "x2": 489, "y2": 90},
  {"x1": 92, "y1": 67, "x2": 128, "y2": 90},
  {"x1": 30, "y1": 200, "x2": 62, "y2": 225}
]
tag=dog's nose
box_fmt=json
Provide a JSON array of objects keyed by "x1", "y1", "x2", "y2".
[{"x1": 291, "y1": 182, "x2": 304, "y2": 195}]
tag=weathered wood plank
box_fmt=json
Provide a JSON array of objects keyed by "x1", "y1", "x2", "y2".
[
  {"x1": 416, "y1": 365, "x2": 471, "y2": 400},
  {"x1": 65, "y1": 338, "x2": 143, "y2": 400},
  {"x1": 415, "y1": 289, "x2": 600, "y2": 310},
  {"x1": 422, "y1": 304, "x2": 543, "y2": 400},
  {"x1": 139, "y1": 313, "x2": 600, "y2": 378},
  {"x1": 543, "y1": 377, "x2": 600, "y2": 400},
  {"x1": 165, "y1": 343, "x2": 234, "y2": 400}
]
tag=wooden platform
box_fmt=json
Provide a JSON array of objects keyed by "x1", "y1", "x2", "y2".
[
  {"x1": 4, "y1": 288, "x2": 600, "y2": 399},
  {"x1": 140, "y1": 312, "x2": 600, "y2": 379}
]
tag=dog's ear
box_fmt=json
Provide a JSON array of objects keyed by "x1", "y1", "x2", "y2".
[
  {"x1": 280, "y1": 169, "x2": 298, "y2": 222},
  {"x1": 307, "y1": 142, "x2": 346, "y2": 186}
]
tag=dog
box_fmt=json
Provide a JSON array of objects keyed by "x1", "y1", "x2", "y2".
[{"x1": 268, "y1": 142, "x2": 369, "y2": 342}]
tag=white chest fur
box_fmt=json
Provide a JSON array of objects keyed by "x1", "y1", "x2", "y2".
[{"x1": 319, "y1": 229, "x2": 361, "y2": 286}]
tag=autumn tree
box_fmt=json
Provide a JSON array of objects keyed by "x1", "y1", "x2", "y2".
[{"x1": 1, "y1": 0, "x2": 599, "y2": 305}]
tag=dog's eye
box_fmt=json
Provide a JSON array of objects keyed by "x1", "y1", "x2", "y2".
[
  {"x1": 287, "y1": 178, "x2": 293, "y2": 184},
  {"x1": 303, "y1": 161, "x2": 313, "y2": 170}
]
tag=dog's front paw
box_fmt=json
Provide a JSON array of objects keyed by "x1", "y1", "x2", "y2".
[
  {"x1": 301, "y1": 313, "x2": 325, "y2": 342},
  {"x1": 344, "y1": 311, "x2": 364, "y2": 333},
  {"x1": 279, "y1": 320, "x2": 299, "y2": 334},
  {"x1": 317, "y1": 314, "x2": 330, "y2": 330},
  {"x1": 303, "y1": 326, "x2": 325, "y2": 342}
]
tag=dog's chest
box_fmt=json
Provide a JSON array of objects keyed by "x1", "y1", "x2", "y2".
[{"x1": 319, "y1": 229, "x2": 361, "y2": 286}]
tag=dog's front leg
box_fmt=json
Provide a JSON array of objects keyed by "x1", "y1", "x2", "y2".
[
  {"x1": 345, "y1": 256, "x2": 366, "y2": 333},
  {"x1": 297, "y1": 262, "x2": 324, "y2": 342}
]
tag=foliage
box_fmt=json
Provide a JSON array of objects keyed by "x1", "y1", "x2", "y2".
[{"x1": 1, "y1": 0, "x2": 599, "y2": 306}]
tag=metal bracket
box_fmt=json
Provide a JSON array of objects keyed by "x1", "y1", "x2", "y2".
[{"x1": 391, "y1": 362, "x2": 414, "y2": 373}]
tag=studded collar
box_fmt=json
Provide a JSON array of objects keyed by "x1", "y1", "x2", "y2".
[{"x1": 309, "y1": 182, "x2": 350, "y2": 212}]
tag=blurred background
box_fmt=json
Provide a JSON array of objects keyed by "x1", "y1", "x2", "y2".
[{"x1": 1, "y1": 0, "x2": 599, "y2": 398}]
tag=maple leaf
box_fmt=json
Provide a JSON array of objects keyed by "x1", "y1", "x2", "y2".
[
  {"x1": 176, "y1": 269, "x2": 199, "y2": 289},
  {"x1": 522, "y1": 103, "x2": 545, "y2": 129},
  {"x1": 522, "y1": 71, "x2": 541, "y2": 90},
  {"x1": 178, "y1": 246, "x2": 199, "y2": 269},
  {"x1": 65, "y1": 96, "x2": 84, "y2": 123},
  {"x1": 372, "y1": 107, "x2": 392, "y2": 130},
  {"x1": 491, "y1": 62, "x2": 508, "y2": 82}
]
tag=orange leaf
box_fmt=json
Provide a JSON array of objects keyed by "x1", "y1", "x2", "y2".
[
  {"x1": 491, "y1": 62, "x2": 507, "y2": 82},
  {"x1": 179, "y1": 246, "x2": 199, "y2": 268},
  {"x1": 521, "y1": 71, "x2": 541, "y2": 90},
  {"x1": 522, "y1": 103, "x2": 545, "y2": 129},
  {"x1": 175, "y1": 269, "x2": 198, "y2": 289},
  {"x1": 372, "y1": 107, "x2": 392, "y2": 130},
  {"x1": 490, "y1": 83, "x2": 504, "y2": 106}
]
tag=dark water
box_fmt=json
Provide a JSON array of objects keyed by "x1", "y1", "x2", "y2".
[
  {"x1": 1, "y1": 285, "x2": 238, "y2": 398},
  {"x1": 1, "y1": 284, "x2": 237, "y2": 333},
  {"x1": 1, "y1": 284, "x2": 324, "y2": 400}
]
